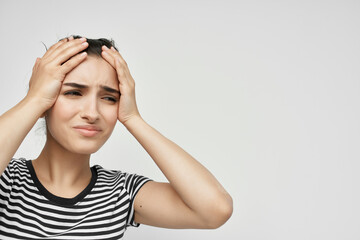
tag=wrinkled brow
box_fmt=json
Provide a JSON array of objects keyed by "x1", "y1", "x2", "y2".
[{"x1": 63, "y1": 82, "x2": 120, "y2": 95}]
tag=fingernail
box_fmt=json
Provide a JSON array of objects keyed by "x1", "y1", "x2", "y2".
[{"x1": 111, "y1": 46, "x2": 116, "y2": 51}]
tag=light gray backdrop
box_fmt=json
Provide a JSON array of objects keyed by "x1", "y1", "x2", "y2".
[{"x1": 0, "y1": 0, "x2": 359, "y2": 239}]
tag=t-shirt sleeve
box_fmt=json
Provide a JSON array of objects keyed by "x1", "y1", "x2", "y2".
[
  {"x1": 0, "y1": 158, "x2": 15, "y2": 201},
  {"x1": 124, "y1": 172, "x2": 152, "y2": 227}
]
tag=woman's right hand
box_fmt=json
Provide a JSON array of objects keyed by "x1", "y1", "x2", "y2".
[{"x1": 26, "y1": 36, "x2": 89, "y2": 112}]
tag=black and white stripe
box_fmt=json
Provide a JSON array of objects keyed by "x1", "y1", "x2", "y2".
[{"x1": 0, "y1": 158, "x2": 151, "y2": 239}]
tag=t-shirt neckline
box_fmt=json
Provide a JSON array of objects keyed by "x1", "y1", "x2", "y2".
[{"x1": 25, "y1": 159, "x2": 97, "y2": 207}]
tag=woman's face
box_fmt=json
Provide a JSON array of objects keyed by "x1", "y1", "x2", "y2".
[{"x1": 45, "y1": 56, "x2": 120, "y2": 154}]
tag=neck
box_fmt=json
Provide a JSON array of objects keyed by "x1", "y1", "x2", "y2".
[{"x1": 33, "y1": 139, "x2": 92, "y2": 188}]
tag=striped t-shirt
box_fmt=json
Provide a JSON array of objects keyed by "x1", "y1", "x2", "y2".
[{"x1": 0, "y1": 158, "x2": 152, "y2": 239}]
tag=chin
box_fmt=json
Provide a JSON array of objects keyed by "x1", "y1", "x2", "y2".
[
  {"x1": 65, "y1": 140, "x2": 106, "y2": 155},
  {"x1": 69, "y1": 146, "x2": 101, "y2": 155}
]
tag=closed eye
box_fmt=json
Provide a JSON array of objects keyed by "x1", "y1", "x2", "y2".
[
  {"x1": 103, "y1": 96, "x2": 117, "y2": 103},
  {"x1": 64, "y1": 91, "x2": 117, "y2": 103},
  {"x1": 64, "y1": 91, "x2": 82, "y2": 96}
]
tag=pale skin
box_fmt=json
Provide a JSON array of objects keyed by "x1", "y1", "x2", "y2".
[{"x1": 0, "y1": 36, "x2": 233, "y2": 229}]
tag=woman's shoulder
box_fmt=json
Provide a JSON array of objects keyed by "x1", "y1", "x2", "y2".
[
  {"x1": 0, "y1": 157, "x2": 29, "y2": 180},
  {"x1": 9, "y1": 157, "x2": 27, "y2": 163},
  {"x1": 92, "y1": 164, "x2": 151, "y2": 187},
  {"x1": 7, "y1": 157, "x2": 28, "y2": 170},
  {"x1": 92, "y1": 164, "x2": 123, "y2": 176},
  {"x1": 92, "y1": 164, "x2": 128, "y2": 184}
]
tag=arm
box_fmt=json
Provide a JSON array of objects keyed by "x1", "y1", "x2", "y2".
[
  {"x1": 0, "y1": 97, "x2": 45, "y2": 175},
  {"x1": 0, "y1": 36, "x2": 89, "y2": 175},
  {"x1": 124, "y1": 116, "x2": 233, "y2": 229},
  {"x1": 101, "y1": 46, "x2": 233, "y2": 229}
]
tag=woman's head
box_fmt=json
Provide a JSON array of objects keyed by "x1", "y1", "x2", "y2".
[
  {"x1": 58, "y1": 35, "x2": 118, "y2": 57},
  {"x1": 42, "y1": 35, "x2": 120, "y2": 155}
]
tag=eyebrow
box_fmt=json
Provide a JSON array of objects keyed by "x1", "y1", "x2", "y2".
[{"x1": 63, "y1": 82, "x2": 120, "y2": 95}]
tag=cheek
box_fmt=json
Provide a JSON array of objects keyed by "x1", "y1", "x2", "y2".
[
  {"x1": 46, "y1": 99, "x2": 77, "y2": 127},
  {"x1": 102, "y1": 106, "x2": 118, "y2": 126}
]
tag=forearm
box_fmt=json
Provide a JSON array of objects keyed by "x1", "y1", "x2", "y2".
[
  {"x1": 124, "y1": 116, "x2": 233, "y2": 220},
  {"x1": 0, "y1": 96, "x2": 46, "y2": 174}
]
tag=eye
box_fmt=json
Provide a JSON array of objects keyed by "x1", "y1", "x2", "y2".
[
  {"x1": 64, "y1": 91, "x2": 82, "y2": 96},
  {"x1": 103, "y1": 96, "x2": 118, "y2": 103}
]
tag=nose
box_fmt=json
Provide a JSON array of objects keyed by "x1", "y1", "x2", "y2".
[{"x1": 80, "y1": 96, "x2": 100, "y2": 123}]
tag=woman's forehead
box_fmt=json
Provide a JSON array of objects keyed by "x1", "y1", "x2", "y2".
[{"x1": 63, "y1": 56, "x2": 118, "y2": 88}]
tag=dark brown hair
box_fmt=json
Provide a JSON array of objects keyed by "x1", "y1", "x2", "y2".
[{"x1": 58, "y1": 35, "x2": 118, "y2": 57}]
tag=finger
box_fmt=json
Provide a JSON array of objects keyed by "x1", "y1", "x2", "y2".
[
  {"x1": 102, "y1": 46, "x2": 131, "y2": 74},
  {"x1": 102, "y1": 46, "x2": 129, "y2": 74},
  {"x1": 32, "y1": 57, "x2": 41, "y2": 71},
  {"x1": 56, "y1": 39, "x2": 88, "y2": 65},
  {"x1": 48, "y1": 36, "x2": 75, "y2": 54},
  {"x1": 42, "y1": 38, "x2": 69, "y2": 59},
  {"x1": 110, "y1": 46, "x2": 126, "y2": 61},
  {"x1": 60, "y1": 52, "x2": 88, "y2": 76},
  {"x1": 47, "y1": 37, "x2": 88, "y2": 64},
  {"x1": 103, "y1": 45, "x2": 127, "y2": 65},
  {"x1": 102, "y1": 51, "x2": 124, "y2": 86},
  {"x1": 49, "y1": 37, "x2": 86, "y2": 60},
  {"x1": 114, "y1": 57, "x2": 128, "y2": 83},
  {"x1": 101, "y1": 48, "x2": 116, "y2": 68}
]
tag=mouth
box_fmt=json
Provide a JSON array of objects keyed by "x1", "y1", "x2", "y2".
[{"x1": 73, "y1": 125, "x2": 102, "y2": 137}]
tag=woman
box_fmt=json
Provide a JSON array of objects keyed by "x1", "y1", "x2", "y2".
[{"x1": 0, "y1": 35, "x2": 233, "y2": 239}]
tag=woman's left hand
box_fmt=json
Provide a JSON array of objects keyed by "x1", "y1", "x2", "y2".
[{"x1": 101, "y1": 46, "x2": 141, "y2": 124}]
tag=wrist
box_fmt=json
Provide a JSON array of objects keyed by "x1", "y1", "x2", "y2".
[
  {"x1": 22, "y1": 95, "x2": 51, "y2": 118},
  {"x1": 122, "y1": 114, "x2": 145, "y2": 130}
]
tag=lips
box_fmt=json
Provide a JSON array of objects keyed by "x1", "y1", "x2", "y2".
[{"x1": 73, "y1": 125, "x2": 102, "y2": 137}]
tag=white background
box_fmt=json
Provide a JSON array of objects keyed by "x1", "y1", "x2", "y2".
[{"x1": 0, "y1": 0, "x2": 359, "y2": 239}]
